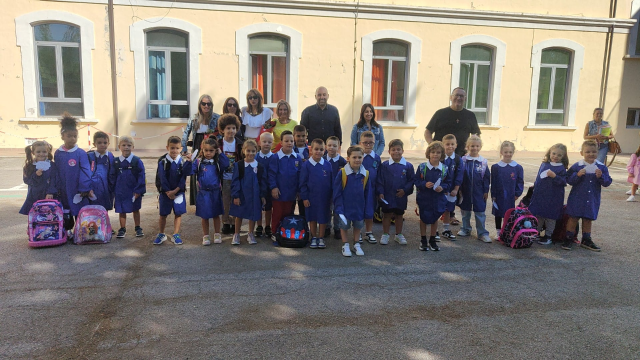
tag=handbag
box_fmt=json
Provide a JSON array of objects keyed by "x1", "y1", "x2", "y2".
[{"x1": 607, "y1": 138, "x2": 622, "y2": 167}]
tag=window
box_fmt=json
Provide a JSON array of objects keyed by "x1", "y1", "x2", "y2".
[
  {"x1": 249, "y1": 35, "x2": 288, "y2": 107},
  {"x1": 371, "y1": 41, "x2": 407, "y2": 122},
  {"x1": 628, "y1": 0, "x2": 640, "y2": 57},
  {"x1": 627, "y1": 108, "x2": 640, "y2": 128},
  {"x1": 145, "y1": 29, "x2": 189, "y2": 119},
  {"x1": 459, "y1": 45, "x2": 492, "y2": 124},
  {"x1": 535, "y1": 48, "x2": 571, "y2": 125}
]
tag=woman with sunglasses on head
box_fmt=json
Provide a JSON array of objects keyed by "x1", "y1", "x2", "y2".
[
  {"x1": 241, "y1": 89, "x2": 273, "y2": 141},
  {"x1": 182, "y1": 94, "x2": 221, "y2": 205}
]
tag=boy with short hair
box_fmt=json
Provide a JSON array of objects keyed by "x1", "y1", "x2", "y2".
[
  {"x1": 360, "y1": 131, "x2": 381, "y2": 244},
  {"x1": 218, "y1": 114, "x2": 244, "y2": 235},
  {"x1": 376, "y1": 139, "x2": 415, "y2": 245},
  {"x1": 256, "y1": 132, "x2": 274, "y2": 237},
  {"x1": 154, "y1": 136, "x2": 193, "y2": 245},
  {"x1": 88, "y1": 131, "x2": 115, "y2": 211},
  {"x1": 293, "y1": 124, "x2": 310, "y2": 160},
  {"x1": 268, "y1": 130, "x2": 302, "y2": 240},
  {"x1": 324, "y1": 136, "x2": 347, "y2": 239},
  {"x1": 334, "y1": 145, "x2": 372, "y2": 257},
  {"x1": 113, "y1": 136, "x2": 146, "y2": 238},
  {"x1": 441, "y1": 134, "x2": 465, "y2": 240},
  {"x1": 300, "y1": 138, "x2": 334, "y2": 249}
]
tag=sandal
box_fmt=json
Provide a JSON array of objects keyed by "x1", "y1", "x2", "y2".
[{"x1": 451, "y1": 218, "x2": 460, "y2": 226}]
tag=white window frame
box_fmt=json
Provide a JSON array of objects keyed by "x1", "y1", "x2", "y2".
[
  {"x1": 236, "y1": 24, "x2": 302, "y2": 117},
  {"x1": 371, "y1": 42, "x2": 407, "y2": 121},
  {"x1": 627, "y1": 108, "x2": 640, "y2": 128},
  {"x1": 536, "y1": 51, "x2": 570, "y2": 124},
  {"x1": 130, "y1": 18, "x2": 202, "y2": 124},
  {"x1": 527, "y1": 39, "x2": 584, "y2": 129},
  {"x1": 627, "y1": 0, "x2": 640, "y2": 58},
  {"x1": 248, "y1": 36, "x2": 288, "y2": 108},
  {"x1": 460, "y1": 53, "x2": 491, "y2": 124},
  {"x1": 362, "y1": 30, "x2": 421, "y2": 127},
  {"x1": 450, "y1": 35, "x2": 506, "y2": 127},
  {"x1": 15, "y1": 11, "x2": 95, "y2": 122}
]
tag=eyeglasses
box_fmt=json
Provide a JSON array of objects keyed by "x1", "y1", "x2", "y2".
[
  {"x1": 227, "y1": 103, "x2": 237, "y2": 107},
  {"x1": 362, "y1": 141, "x2": 374, "y2": 145},
  {"x1": 201, "y1": 102, "x2": 212, "y2": 107},
  {"x1": 248, "y1": 96, "x2": 259, "y2": 100}
]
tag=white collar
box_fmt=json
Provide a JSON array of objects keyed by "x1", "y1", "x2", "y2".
[
  {"x1": 165, "y1": 154, "x2": 182, "y2": 164},
  {"x1": 277, "y1": 149, "x2": 297, "y2": 159},
  {"x1": 59, "y1": 145, "x2": 79, "y2": 153},
  {"x1": 550, "y1": 162, "x2": 564, "y2": 166},
  {"x1": 344, "y1": 163, "x2": 367, "y2": 176},
  {"x1": 578, "y1": 159, "x2": 603, "y2": 166},
  {"x1": 308, "y1": 157, "x2": 325, "y2": 166},
  {"x1": 119, "y1": 154, "x2": 134, "y2": 162},
  {"x1": 259, "y1": 151, "x2": 273, "y2": 159},
  {"x1": 95, "y1": 150, "x2": 109, "y2": 158},
  {"x1": 465, "y1": 155, "x2": 485, "y2": 162},
  {"x1": 364, "y1": 152, "x2": 375, "y2": 159},
  {"x1": 445, "y1": 153, "x2": 456, "y2": 161},
  {"x1": 244, "y1": 160, "x2": 258, "y2": 168},
  {"x1": 426, "y1": 161, "x2": 443, "y2": 171},
  {"x1": 326, "y1": 154, "x2": 340, "y2": 162},
  {"x1": 387, "y1": 157, "x2": 407, "y2": 166},
  {"x1": 497, "y1": 160, "x2": 518, "y2": 167}
]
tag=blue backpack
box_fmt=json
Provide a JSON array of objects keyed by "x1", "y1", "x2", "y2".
[{"x1": 276, "y1": 215, "x2": 309, "y2": 248}]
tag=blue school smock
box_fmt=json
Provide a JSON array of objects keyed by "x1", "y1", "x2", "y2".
[
  {"x1": 294, "y1": 145, "x2": 310, "y2": 160},
  {"x1": 268, "y1": 150, "x2": 302, "y2": 202},
  {"x1": 333, "y1": 164, "x2": 373, "y2": 222},
  {"x1": 490, "y1": 161, "x2": 524, "y2": 217},
  {"x1": 528, "y1": 162, "x2": 567, "y2": 220},
  {"x1": 88, "y1": 151, "x2": 115, "y2": 210},
  {"x1": 415, "y1": 161, "x2": 452, "y2": 224},
  {"x1": 230, "y1": 160, "x2": 268, "y2": 221},
  {"x1": 20, "y1": 162, "x2": 55, "y2": 215},
  {"x1": 257, "y1": 151, "x2": 273, "y2": 209},
  {"x1": 193, "y1": 154, "x2": 229, "y2": 219},
  {"x1": 114, "y1": 154, "x2": 146, "y2": 214},
  {"x1": 375, "y1": 157, "x2": 414, "y2": 211},
  {"x1": 325, "y1": 154, "x2": 347, "y2": 175},
  {"x1": 158, "y1": 155, "x2": 192, "y2": 216},
  {"x1": 300, "y1": 157, "x2": 333, "y2": 223},
  {"x1": 565, "y1": 160, "x2": 612, "y2": 220},
  {"x1": 458, "y1": 155, "x2": 491, "y2": 212},
  {"x1": 51, "y1": 145, "x2": 92, "y2": 216},
  {"x1": 444, "y1": 153, "x2": 465, "y2": 212},
  {"x1": 362, "y1": 152, "x2": 382, "y2": 218}
]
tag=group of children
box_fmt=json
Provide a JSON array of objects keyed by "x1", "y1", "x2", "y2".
[{"x1": 21, "y1": 113, "x2": 617, "y2": 255}]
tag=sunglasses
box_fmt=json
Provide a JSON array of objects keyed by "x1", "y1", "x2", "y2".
[
  {"x1": 201, "y1": 102, "x2": 212, "y2": 107},
  {"x1": 227, "y1": 103, "x2": 237, "y2": 107},
  {"x1": 248, "y1": 96, "x2": 259, "y2": 100}
]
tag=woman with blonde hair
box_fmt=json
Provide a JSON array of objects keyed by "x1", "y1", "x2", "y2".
[
  {"x1": 271, "y1": 100, "x2": 298, "y2": 150},
  {"x1": 241, "y1": 89, "x2": 273, "y2": 140}
]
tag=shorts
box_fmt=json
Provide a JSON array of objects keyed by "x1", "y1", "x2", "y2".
[
  {"x1": 159, "y1": 193, "x2": 187, "y2": 217},
  {"x1": 338, "y1": 218, "x2": 364, "y2": 230},
  {"x1": 381, "y1": 205, "x2": 405, "y2": 216}
]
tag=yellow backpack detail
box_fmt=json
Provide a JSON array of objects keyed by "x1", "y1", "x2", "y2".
[{"x1": 341, "y1": 167, "x2": 369, "y2": 189}]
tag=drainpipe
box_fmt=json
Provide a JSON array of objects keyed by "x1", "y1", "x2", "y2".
[
  {"x1": 600, "y1": 0, "x2": 617, "y2": 108},
  {"x1": 108, "y1": 0, "x2": 119, "y2": 148}
]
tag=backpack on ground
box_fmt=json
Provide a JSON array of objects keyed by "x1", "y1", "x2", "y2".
[
  {"x1": 155, "y1": 154, "x2": 183, "y2": 193},
  {"x1": 73, "y1": 205, "x2": 112, "y2": 244},
  {"x1": 498, "y1": 207, "x2": 539, "y2": 249},
  {"x1": 28, "y1": 199, "x2": 66, "y2": 248},
  {"x1": 275, "y1": 215, "x2": 309, "y2": 248},
  {"x1": 551, "y1": 205, "x2": 579, "y2": 243}
]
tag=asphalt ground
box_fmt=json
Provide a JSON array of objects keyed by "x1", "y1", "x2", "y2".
[{"x1": 0, "y1": 154, "x2": 638, "y2": 359}]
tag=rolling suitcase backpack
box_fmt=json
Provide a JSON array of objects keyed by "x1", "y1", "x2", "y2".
[
  {"x1": 275, "y1": 215, "x2": 309, "y2": 248},
  {"x1": 74, "y1": 205, "x2": 112, "y2": 244},
  {"x1": 498, "y1": 207, "x2": 539, "y2": 249},
  {"x1": 28, "y1": 199, "x2": 67, "y2": 248}
]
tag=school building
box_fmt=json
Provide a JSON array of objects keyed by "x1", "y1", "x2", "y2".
[{"x1": 1, "y1": 0, "x2": 640, "y2": 153}]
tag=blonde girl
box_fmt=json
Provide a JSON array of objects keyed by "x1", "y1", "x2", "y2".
[{"x1": 19, "y1": 141, "x2": 55, "y2": 215}]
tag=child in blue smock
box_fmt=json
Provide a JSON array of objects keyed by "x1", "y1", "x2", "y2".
[
  {"x1": 46, "y1": 114, "x2": 92, "y2": 238},
  {"x1": 441, "y1": 134, "x2": 465, "y2": 240},
  {"x1": 300, "y1": 138, "x2": 334, "y2": 249},
  {"x1": 231, "y1": 139, "x2": 268, "y2": 245},
  {"x1": 376, "y1": 139, "x2": 414, "y2": 245},
  {"x1": 113, "y1": 136, "x2": 146, "y2": 239},
  {"x1": 490, "y1": 141, "x2": 524, "y2": 241},
  {"x1": 20, "y1": 141, "x2": 55, "y2": 215},
  {"x1": 457, "y1": 135, "x2": 491, "y2": 243},
  {"x1": 324, "y1": 136, "x2": 347, "y2": 239},
  {"x1": 415, "y1": 141, "x2": 452, "y2": 251},
  {"x1": 88, "y1": 131, "x2": 115, "y2": 211},
  {"x1": 562, "y1": 140, "x2": 612, "y2": 251},
  {"x1": 193, "y1": 137, "x2": 229, "y2": 246},
  {"x1": 255, "y1": 132, "x2": 274, "y2": 239},
  {"x1": 360, "y1": 131, "x2": 381, "y2": 244},
  {"x1": 334, "y1": 145, "x2": 373, "y2": 257},
  {"x1": 268, "y1": 130, "x2": 302, "y2": 238},
  {"x1": 528, "y1": 143, "x2": 569, "y2": 245},
  {"x1": 293, "y1": 124, "x2": 309, "y2": 218},
  {"x1": 153, "y1": 136, "x2": 192, "y2": 246}
]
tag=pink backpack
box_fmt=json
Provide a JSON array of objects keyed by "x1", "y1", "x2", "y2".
[
  {"x1": 74, "y1": 205, "x2": 112, "y2": 244},
  {"x1": 498, "y1": 207, "x2": 539, "y2": 249},
  {"x1": 28, "y1": 200, "x2": 67, "y2": 248}
]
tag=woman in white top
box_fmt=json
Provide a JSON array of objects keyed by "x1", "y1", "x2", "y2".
[{"x1": 241, "y1": 89, "x2": 273, "y2": 140}]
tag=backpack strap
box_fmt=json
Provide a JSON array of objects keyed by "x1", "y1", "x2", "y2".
[
  {"x1": 238, "y1": 161, "x2": 245, "y2": 180},
  {"x1": 341, "y1": 167, "x2": 368, "y2": 189},
  {"x1": 87, "y1": 152, "x2": 97, "y2": 176}
]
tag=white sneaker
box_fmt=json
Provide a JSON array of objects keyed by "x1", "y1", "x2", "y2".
[
  {"x1": 480, "y1": 234, "x2": 492, "y2": 243},
  {"x1": 231, "y1": 234, "x2": 240, "y2": 245},
  {"x1": 354, "y1": 243, "x2": 365, "y2": 256},
  {"x1": 457, "y1": 230, "x2": 471, "y2": 237},
  {"x1": 627, "y1": 195, "x2": 636, "y2": 202},
  {"x1": 202, "y1": 235, "x2": 211, "y2": 246},
  {"x1": 342, "y1": 243, "x2": 352, "y2": 257},
  {"x1": 365, "y1": 232, "x2": 377, "y2": 244},
  {"x1": 213, "y1": 233, "x2": 222, "y2": 244},
  {"x1": 247, "y1": 233, "x2": 257, "y2": 245},
  {"x1": 626, "y1": 189, "x2": 632, "y2": 195},
  {"x1": 380, "y1": 234, "x2": 390, "y2": 245},
  {"x1": 358, "y1": 234, "x2": 363, "y2": 243},
  {"x1": 317, "y1": 238, "x2": 326, "y2": 249},
  {"x1": 394, "y1": 234, "x2": 408, "y2": 245}
]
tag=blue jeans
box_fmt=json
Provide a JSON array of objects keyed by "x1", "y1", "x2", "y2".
[
  {"x1": 597, "y1": 143, "x2": 608, "y2": 164},
  {"x1": 461, "y1": 210, "x2": 489, "y2": 237}
]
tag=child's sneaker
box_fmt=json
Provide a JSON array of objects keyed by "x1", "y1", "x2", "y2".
[
  {"x1": 379, "y1": 234, "x2": 390, "y2": 245},
  {"x1": 222, "y1": 224, "x2": 232, "y2": 234},
  {"x1": 561, "y1": 239, "x2": 573, "y2": 250},
  {"x1": 626, "y1": 195, "x2": 636, "y2": 202},
  {"x1": 353, "y1": 243, "x2": 365, "y2": 256},
  {"x1": 435, "y1": 231, "x2": 441, "y2": 241},
  {"x1": 457, "y1": 229, "x2": 471, "y2": 237},
  {"x1": 394, "y1": 234, "x2": 407, "y2": 245},
  {"x1": 358, "y1": 234, "x2": 363, "y2": 243},
  {"x1": 442, "y1": 230, "x2": 456, "y2": 240},
  {"x1": 626, "y1": 189, "x2": 633, "y2": 195},
  {"x1": 310, "y1": 237, "x2": 318, "y2": 249},
  {"x1": 317, "y1": 238, "x2": 326, "y2": 249},
  {"x1": 135, "y1": 226, "x2": 144, "y2": 237},
  {"x1": 202, "y1": 235, "x2": 211, "y2": 246},
  {"x1": 213, "y1": 233, "x2": 222, "y2": 244},
  {"x1": 255, "y1": 225, "x2": 263, "y2": 237},
  {"x1": 479, "y1": 234, "x2": 492, "y2": 243},
  {"x1": 171, "y1": 234, "x2": 183, "y2": 245},
  {"x1": 365, "y1": 232, "x2": 377, "y2": 244},
  {"x1": 231, "y1": 234, "x2": 240, "y2": 245},
  {"x1": 537, "y1": 236, "x2": 553, "y2": 245},
  {"x1": 419, "y1": 240, "x2": 430, "y2": 251},
  {"x1": 429, "y1": 238, "x2": 440, "y2": 251},
  {"x1": 117, "y1": 227, "x2": 126, "y2": 238},
  {"x1": 580, "y1": 238, "x2": 601, "y2": 252},
  {"x1": 247, "y1": 233, "x2": 257, "y2": 245},
  {"x1": 153, "y1": 233, "x2": 167, "y2": 245},
  {"x1": 264, "y1": 226, "x2": 272, "y2": 237},
  {"x1": 342, "y1": 243, "x2": 352, "y2": 257}
]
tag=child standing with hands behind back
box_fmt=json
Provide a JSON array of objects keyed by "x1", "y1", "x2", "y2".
[
  {"x1": 113, "y1": 136, "x2": 146, "y2": 239},
  {"x1": 490, "y1": 141, "x2": 524, "y2": 240},
  {"x1": 300, "y1": 138, "x2": 334, "y2": 249},
  {"x1": 457, "y1": 135, "x2": 491, "y2": 243}
]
